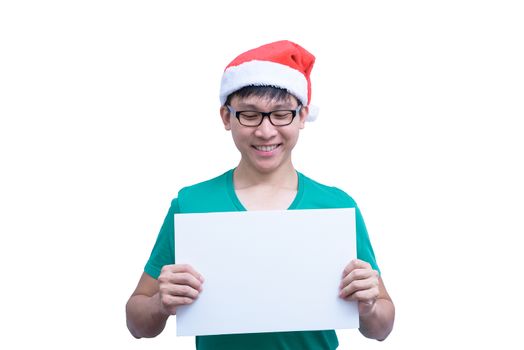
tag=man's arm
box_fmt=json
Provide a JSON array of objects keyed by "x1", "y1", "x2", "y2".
[
  {"x1": 357, "y1": 277, "x2": 395, "y2": 340},
  {"x1": 126, "y1": 272, "x2": 169, "y2": 338},
  {"x1": 126, "y1": 265, "x2": 204, "y2": 339},
  {"x1": 340, "y1": 259, "x2": 395, "y2": 341}
]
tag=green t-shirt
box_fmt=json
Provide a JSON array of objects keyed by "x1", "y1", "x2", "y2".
[{"x1": 145, "y1": 169, "x2": 380, "y2": 350}]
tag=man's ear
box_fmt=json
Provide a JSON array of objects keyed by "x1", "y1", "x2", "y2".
[
  {"x1": 220, "y1": 105, "x2": 231, "y2": 130},
  {"x1": 299, "y1": 105, "x2": 309, "y2": 129}
]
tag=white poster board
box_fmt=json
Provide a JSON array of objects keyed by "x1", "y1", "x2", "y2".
[{"x1": 174, "y1": 208, "x2": 358, "y2": 336}]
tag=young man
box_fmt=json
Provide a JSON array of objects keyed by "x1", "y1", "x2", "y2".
[{"x1": 126, "y1": 40, "x2": 395, "y2": 349}]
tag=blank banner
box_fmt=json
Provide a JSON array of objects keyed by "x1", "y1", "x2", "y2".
[{"x1": 174, "y1": 208, "x2": 358, "y2": 336}]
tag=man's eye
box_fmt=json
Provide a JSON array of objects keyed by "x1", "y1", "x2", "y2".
[
  {"x1": 272, "y1": 112, "x2": 292, "y2": 119},
  {"x1": 240, "y1": 113, "x2": 260, "y2": 119}
]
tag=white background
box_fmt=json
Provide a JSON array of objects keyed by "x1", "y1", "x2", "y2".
[{"x1": 1, "y1": 1, "x2": 523, "y2": 349}]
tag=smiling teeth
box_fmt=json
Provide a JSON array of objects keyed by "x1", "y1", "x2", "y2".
[{"x1": 255, "y1": 145, "x2": 278, "y2": 152}]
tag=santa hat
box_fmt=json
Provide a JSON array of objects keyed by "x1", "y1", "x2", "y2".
[{"x1": 219, "y1": 40, "x2": 318, "y2": 121}]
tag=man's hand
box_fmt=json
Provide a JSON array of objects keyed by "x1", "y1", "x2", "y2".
[
  {"x1": 339, "y1": 259, "x2": 380, "y2": 316},
  {"x1": 157, "y1": 264, "x2": 205, "y2": 315}
]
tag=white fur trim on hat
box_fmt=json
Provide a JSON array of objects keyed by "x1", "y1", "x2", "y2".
[
  {"x1": 306, "y1": 105, "x2": 319, "y2": 122},
  {"x1": 220, "y1": 60, "x2": 309, "y2": 106}
]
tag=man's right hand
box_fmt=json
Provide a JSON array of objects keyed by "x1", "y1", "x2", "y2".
[{"x1": 157, "y1": 264, "x2": 205, "y2": 315}]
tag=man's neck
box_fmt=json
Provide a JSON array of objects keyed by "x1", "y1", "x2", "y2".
[{"x1": 233, "y1": 161, "x2": 297, "y2": 190}]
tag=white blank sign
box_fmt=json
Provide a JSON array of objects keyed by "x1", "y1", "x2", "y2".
[{"x1": 174, "y1": 208, "x2": 358, "y2": 336}]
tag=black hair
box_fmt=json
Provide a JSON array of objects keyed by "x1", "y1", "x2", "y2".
[{"x1": 224, "y1": 86, "x2": 301, "y2": 106}]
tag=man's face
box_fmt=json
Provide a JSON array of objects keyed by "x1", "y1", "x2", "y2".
[{"x1": 221, "y1": 94, "x2": 308, "y2": 174}]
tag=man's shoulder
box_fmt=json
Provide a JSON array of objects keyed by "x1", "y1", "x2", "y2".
[
  {"x1": 178, "y1": 170, "x2": 230, "y2": 195},
  {"x1": 176, "y1": 170, "x2": 234, "y2": 213},
  {"x1": 299, "y1": 172, "x2": 357, "y2": 208}
]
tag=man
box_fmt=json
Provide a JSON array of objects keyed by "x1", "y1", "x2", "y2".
[{"x1": 126, "y1": 40, "x2": 395, "y2": 349}]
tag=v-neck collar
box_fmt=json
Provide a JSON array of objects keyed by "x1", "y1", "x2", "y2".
[{"x1": 226, "y1": 168, "x2": 303, "y2": 211}]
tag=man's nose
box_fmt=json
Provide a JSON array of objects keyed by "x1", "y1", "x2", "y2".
[{"x1": 254, "y1": 116, "x2": 278, "y2": 138}]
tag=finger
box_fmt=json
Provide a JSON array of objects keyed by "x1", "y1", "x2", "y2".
[
  {"x1": 171, "y1": 272, "x2": 204, "y2": 291},
  {"x1": 159, "y1": 283, "x2": 200, "y2": 302},
  {"x1": 171, "y1": 284, "x2": 200, "y2": 299},
  {"x1": 346, "y1": 288, "x2": 380, "y2": 303},
  {"x1": 342, "y1": 259, "x2": 372, "y2": 277},
  {"x1": 340, "y1": 278, "x2": 377, "y2": 299},
  {"x1": 160, "y1": 294, "x2": 195, "y2": 312},
  {"x1": 171, "y1": 264, "x2": 205, "y2": 283},
  {"x1": 160, "y1": 265, "x2": 205, "y2": 289},
  {"x1": 340, "y1": 268, "x2": 378, "y2": 289},
  {"x1": 161, "y1": 264, "x2": 205, "y2": 283},
  {"x1": 159, "y1": 272, "x2": 204, "y2": 293}
]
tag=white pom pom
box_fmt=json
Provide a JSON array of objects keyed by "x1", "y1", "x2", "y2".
[{"x1": 306, "y1": 105, "x2": 319, "y2": 122}]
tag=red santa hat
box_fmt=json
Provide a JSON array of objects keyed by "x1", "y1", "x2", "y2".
[{"x1": 219, "y1": 40, "x2": 318, "y2": 121}]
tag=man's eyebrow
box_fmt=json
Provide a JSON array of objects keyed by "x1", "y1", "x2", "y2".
[{"x1": 236, "y1": 103, "x2": 295, "y2": 110}]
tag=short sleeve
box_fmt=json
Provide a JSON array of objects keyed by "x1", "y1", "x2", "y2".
[
  {"x1": 355, "y1": 205, "x2": 381, "y2": 274},
  {"x1": 144, "y1": 198, "x2": 179, "y2": 279}
]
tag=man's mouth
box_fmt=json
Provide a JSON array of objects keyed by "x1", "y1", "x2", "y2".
[{"x1": 253, "y1": 144, "x2": 281, "y2": 152}]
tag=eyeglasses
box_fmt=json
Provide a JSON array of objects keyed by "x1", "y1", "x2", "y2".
[{"x1": 226, "y1": 105, "x2": 301, "y2": 127}]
